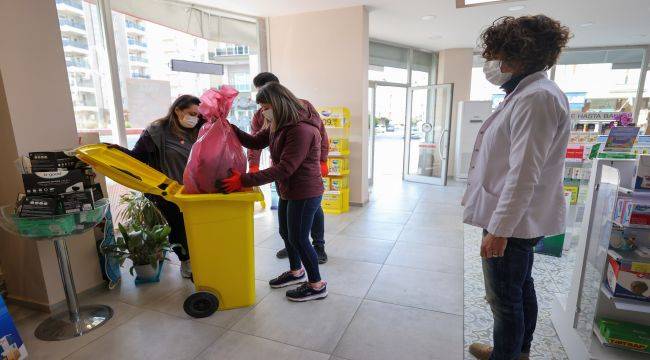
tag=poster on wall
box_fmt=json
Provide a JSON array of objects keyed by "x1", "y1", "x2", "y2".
[{"x1": 0, "y1": 297, "x2": 27, "y2": 360}]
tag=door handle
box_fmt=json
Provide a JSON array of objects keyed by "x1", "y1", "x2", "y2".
[{"x1": 439, "y1": 129, "x2": 449, "y2": 160}]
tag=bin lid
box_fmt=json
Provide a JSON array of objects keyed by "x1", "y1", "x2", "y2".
[{"x1": 75, "y1": 144, "x2": 179, "y2": 197}]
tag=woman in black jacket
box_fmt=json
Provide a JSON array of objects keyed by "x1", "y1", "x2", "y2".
[{"x1": 114, "y1": 95, "x2": 203, "y2": 279}]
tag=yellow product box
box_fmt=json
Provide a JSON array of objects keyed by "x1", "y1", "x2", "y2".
[
  {"x1": 317, "y1": 107, "x2": 350, "y2": 128},
  {"x1": 322, "y1": 177, "x2": 331, "y2": 191},
  {"x1": 563, "y1": 185, "x2": 579, "y2": 205},
  {"x1": 322, "y1": 189, "x2": 350, "y2": 214},
  {"x1": 329, "y1": 176, "x2": 348, "y2": 190},
  {"x1": 329, "y1": 138, "x2": 349, "y2": 153},
  {"x1": 328, "y1": 158, "x2": 349, "y2": 174}
]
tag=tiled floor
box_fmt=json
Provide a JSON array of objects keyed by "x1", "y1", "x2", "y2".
[{"x1": 12, "y1": 176, "x2": 466, "y2": 360}]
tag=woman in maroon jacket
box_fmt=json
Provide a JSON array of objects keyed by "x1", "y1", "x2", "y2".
[{"x1": 218, "y1": 82, "x2": 327, "y2": 302}]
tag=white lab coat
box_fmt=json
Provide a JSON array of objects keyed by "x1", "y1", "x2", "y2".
[{"x1": 462, "y1": 71, "x2": 570, "y2": 239}]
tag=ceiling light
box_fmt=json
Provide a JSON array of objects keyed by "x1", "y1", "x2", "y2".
[
  {"x1": 508, "y1": 5, "x2": 525, "y2": 11},
  {"x1": 579, "y1": 22, "x2": 594, "y2": 27},
  {"x1": 421, "y1": 15, "x2": 436, "y2": 21}
]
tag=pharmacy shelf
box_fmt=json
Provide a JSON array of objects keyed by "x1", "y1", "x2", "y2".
[
  {"x1": 600, "y1": 284, "x2": 650, "y2": 314},
  {"x1": 328, "y1": 170, "x2": 350, "y2": 176},
  {"x1": 328, "y1": 150, "x2": 350, "y2": 157},
  {"x1": 324, "y1": 190, "x2": 347, "y2": 195},
  {"x1": 618, "y1": 187, "x2": 634, "y2": 195}
]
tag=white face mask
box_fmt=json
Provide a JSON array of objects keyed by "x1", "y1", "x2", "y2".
[
  {"x1": 180, "y1": 114, "x2": 199, "y2": 128},
  {"x1": 262, "y1": 109, "x2": 274, "y2": 121},
  {"x1": 483, "y1": 60, "x2": 512, "y2": 86}
]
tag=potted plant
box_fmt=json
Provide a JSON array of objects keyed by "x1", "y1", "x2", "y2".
[{"x1": 102, "y1": 192, "x2": 181, "y2": 282}]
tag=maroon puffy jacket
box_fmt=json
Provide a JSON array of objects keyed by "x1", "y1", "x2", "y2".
[{"x1": 232, "y1": 104, "x2": 324, "y2": 200}]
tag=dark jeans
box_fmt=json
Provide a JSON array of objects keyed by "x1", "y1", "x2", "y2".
[
  {"x1": 311, "y1": 206, "x2": 325, "y2": 247},
  {"x1": 153, "y1": 197, "x2": 190, "y2": 261},
  {"x1": 278, "y1": 197, "x2": 323, "y2": 283},
  {"x1": 482, "y1": 230, "x2": 541, "y2": 360}
]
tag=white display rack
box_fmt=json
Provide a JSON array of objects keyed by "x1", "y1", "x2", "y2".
[{"x1": 551, "y1": 158, "x2": 650, "y2": 360}]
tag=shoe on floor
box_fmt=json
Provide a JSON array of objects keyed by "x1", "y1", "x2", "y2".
[
  {"x1": 314, "y1": 245, "x2": 328, "y2": 264},
  {"x1": 468, "y1": 343, "x2": 530, "y2": 360},
  {"x1": 286, "y1": 282, "x2": 328, "y2": 302},
  {"x1": 180, "y1": 260, "x2": 192, "y2": 279},
  {"x1": 269, "y1": 270, "x2": 306, "y2": 288},
  {"x1": 276, "y1": 248, "x2": 288, "y2": 259}
]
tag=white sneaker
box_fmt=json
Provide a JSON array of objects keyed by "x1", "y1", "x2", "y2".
[{"x1": 180, "y1": 260, "x2": 192, "y2": 279}]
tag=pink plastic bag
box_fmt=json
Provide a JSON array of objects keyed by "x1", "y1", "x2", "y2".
[{"x1": 182, "y1": 86, "x2": 246, "y2": 194}]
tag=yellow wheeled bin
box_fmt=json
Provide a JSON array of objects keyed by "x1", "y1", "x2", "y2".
[{"x1": 76, "y1": 144, "x2": 263, "y2": 318}]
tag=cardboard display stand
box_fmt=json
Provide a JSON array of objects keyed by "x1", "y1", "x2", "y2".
[{"x1": 0, "y1": 297, "x2": 27, "y2": 360}]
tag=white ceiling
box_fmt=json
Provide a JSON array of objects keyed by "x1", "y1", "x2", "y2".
[{"x1": 191, "y1": 0, "x2": 650, "y2": 51}]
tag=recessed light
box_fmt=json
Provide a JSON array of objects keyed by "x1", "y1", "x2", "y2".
[
  {"x1": 579, "y1": 22, "x2": 594, "y2": 27},
  {"x1": 421, "y1": 15, "x2": 436, "y2": 21},
  {"x1": 428, "y1": 35, "x2": 442, "y2": 40},
  {"x1": 508, "y1": 5, "x2": 525, "y2": 11}
]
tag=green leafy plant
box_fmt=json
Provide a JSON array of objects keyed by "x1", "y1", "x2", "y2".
[{"x1": 101, "y1": 192, "x2": 183, "y2": 275}]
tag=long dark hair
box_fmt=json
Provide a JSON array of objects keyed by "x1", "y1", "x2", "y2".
[
  {"x1": 152, "y1": 95, "x2": 201, "y2": 140},
  {"x1": 255, "y1": 82, "x2": 304, "y2": 132}
]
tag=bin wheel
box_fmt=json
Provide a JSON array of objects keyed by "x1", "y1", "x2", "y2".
[{"x1": 184, "y1": 292, "x2": 219, "y2": 318}]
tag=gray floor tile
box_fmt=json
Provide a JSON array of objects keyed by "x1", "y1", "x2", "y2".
[
  {"x1": 386, "y1": 242, "x2": 462, "y2": 274},
  {"x1": 257, "y1": 232, "x2": 286, "y2": 250},
  {"x1": 16, "y1": 297, "x2": 141, "y2": 360},
  {"x1": 406, "y1": 213, "x2": 463, "y2": 231},
  {"x1": 320, "y1": 257, "x2": 381, "y2": 298},
  {"x1": 340, "y1": 220, "x2": 404, "y2": 241},
  {"x1": 196, "y1": 331, "x2": 330, "y2": 360},
  {"x1": 255, "y1": 247, "x2": 291, "y2": 281},
  {"x1": 367, "y1": 265, "x2": 463, "y2": 315},
  {"x1": 145, "y1": 280, "x2": 271, "y2": 329},
  {"x1": 326, "y1": 235, "x2": 394, "y2": 264},
  {"x1": 334, "y1": 300, "x2": 463, "y2": 360},
  {"x1": 65, "y1": 311, "x2": 225, "y2": 360},
  {"x1": 232, "y1": 291, "x2": 361, "y2": 353},
  {"x1": 357, "y1": 209, "x2": 412, "y2": 224},
  {"x1": 397, "y1": 226, "x2": 463, "y2": 248},
  {"x1": 413, "y1": 201, "x2": 463, "y2": 215}
]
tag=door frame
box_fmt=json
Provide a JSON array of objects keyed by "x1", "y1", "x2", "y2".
[
  {"x1": 403, "y1": 83, "x2": 454, "y2": 185},
  {"x1": 368, "y1": 80, "x2": 409, "y2": 186}
]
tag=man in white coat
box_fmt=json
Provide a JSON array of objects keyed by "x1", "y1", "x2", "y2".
[{"x1": 464, "y1": 15, "x2": 571, "y2": 360}]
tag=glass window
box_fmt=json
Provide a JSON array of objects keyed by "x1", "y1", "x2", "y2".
[
  {"x1": 55, "y1": 0, "x2": 119, "y2": 143},
  {"x1": 369, "y1": 42, "x2": 408, "y2": 83},
  {"x1": 411, "y1": 50, "x2": 433, "y2": 86},
  {"x1": 639, "y1": 69, "x2": 650, "y2": 134},
  {"x1": 554, "y1": 49, "x2": 644, "y2": 115},
  {"x1": 470, "y1": 54, "x2": 505, "y2": 108},
  {"x1": 109, "y1": 11, "x2": 257, "y2": 146}
]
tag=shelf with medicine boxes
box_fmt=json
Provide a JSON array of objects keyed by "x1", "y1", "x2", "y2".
[{"x1": 318, "y1": 106, "x2": 351, "y2": 215}]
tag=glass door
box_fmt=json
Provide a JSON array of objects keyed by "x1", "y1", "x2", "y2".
[
  {"x1": 403, "y1": 84, "x2": 453, "y2": 185},
  {"x1": 368, "y1": 86, "x2": 375, "y2": 186}
]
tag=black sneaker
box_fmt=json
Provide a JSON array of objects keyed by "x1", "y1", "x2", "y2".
[
  {"x1": 286, "y1": 282, "x2": 328, "y2": 302},
  {"x1": 276, "y1": 248, "x2": 288, "y2": 259},
  {"x1": 269, "y1": 270, "x2": 306, "y2": 288},
  {"x1": 314, "y1": 245, "x2": 328, "y2": 264}
]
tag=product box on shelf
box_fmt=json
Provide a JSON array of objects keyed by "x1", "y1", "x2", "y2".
[
  {"x1": 18, "y1": 195, "x2": 59, "y2": 218},
  {"x1": 606, "y1": 250, "x2": 650, "y2": 302},
  {"x1": 635, "y1": 155, "x2": 650, "y2": 191},
  {"x1": 58, "y1": 190, "x2": 95, "y2": 214},
  {"x1": 28, "y1": 151, "x2": 82, "y2": 172},
  {"x1": 563, "y1": 184, "x2": 579, "y2": 205},
  {"x1": 614, "y1": 197, "x2": 634, "y2": 226},
  {"x1": 327, "y1": 158, "x2": 349, "y2": 175},
  {"x1": 329, "y1": 176, "x2": 349, "y2": 191},
  {"x1": 629, "y1": 204, "x2": 650, "y2": 227},
  {"x1": 329, "y1": 138, "x2": 349, "y2": 153},
  {"x1": 0, "y1": 296, "x2": 27, "y2": 360},
  {"x1": 22, "y1": 169, "x2": 85, "y2": 196},
  {"x1": 322, "y1": 177, "x2": 331, "y2": 191},
  {"x1": 598, "y1": 318, "x2": 650, "y2": 354}
]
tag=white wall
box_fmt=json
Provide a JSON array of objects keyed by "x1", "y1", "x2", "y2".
[
  {"x1": 268, "y1": 6, "x2": 369, "y2": 204},
  {"x1": 437, "y1": 48, "x2": 474, "y2": 177}
]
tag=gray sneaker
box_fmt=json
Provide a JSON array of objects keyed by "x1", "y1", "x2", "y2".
[{"x1": 180, "y1": 260, "x2": 192, "y2": 279}]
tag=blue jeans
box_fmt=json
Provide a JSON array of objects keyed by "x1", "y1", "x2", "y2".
[
  {"x1": 311, "y1": 206, "x2": 325, "y2": 247},
  {"x1": 482, "y1": 230, "x2": 541, "y2": 360},
  {"x1": 278, "y1": 197, "x2": 323, "y2": 282}
]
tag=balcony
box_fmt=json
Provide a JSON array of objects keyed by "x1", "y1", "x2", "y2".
[
  {"x1": 127, "y1": 39, "x2": 147, "y2": 48},
  {"x1": 59, "y1": 18, "x2": 86, "y2": 35},
  {"x1": 62, "y1": 38, "x2": 89, "y2": 54},
  {"x1": 125, "y1": 20, "x2": 146, "y2": 32},
  {"x1": 56, "y1": 0, "x2": 83, "y2": 14},
  {"x1": 128, "y1": 55, "x2": 149, "y2": 64},
  {"x1": 233, "y1": 83, "x2": 252, "y2": 92},
  {"x1": 71, "y1": 78, "x2": 95, "y2": 90},
  {"x1": 215, "y1": 45, "x2": 250, "y2": 57},
  {"x1": 131, "y1": 73, "x2": 151, "y2": 79},
  {"x1": 66, "y1": 58, "x2": 90, "y2": 69}
]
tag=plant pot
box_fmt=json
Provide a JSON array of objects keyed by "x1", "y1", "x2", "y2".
[{"x1": 134, "y1": 263, "x2": 158, "y2": 281}]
